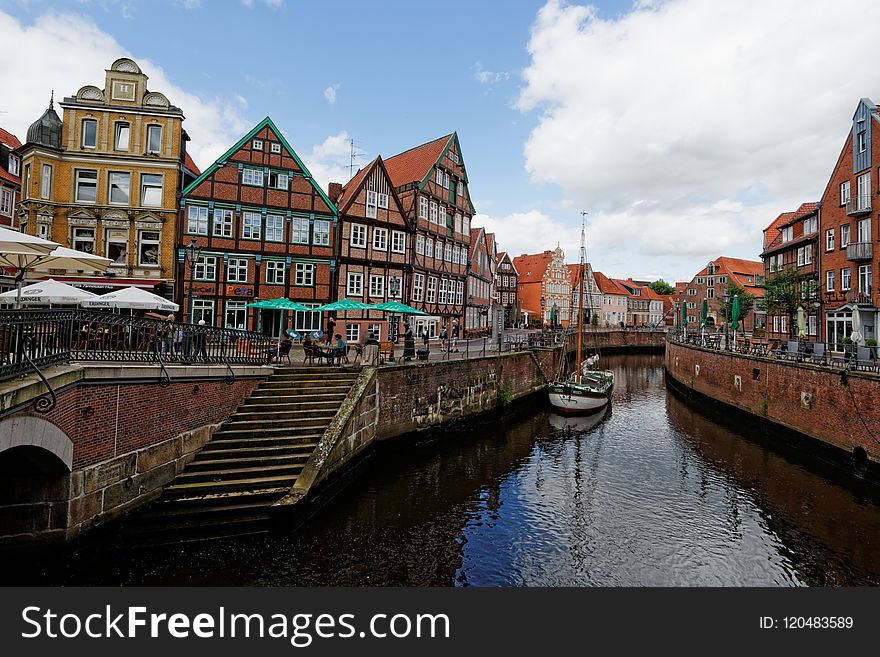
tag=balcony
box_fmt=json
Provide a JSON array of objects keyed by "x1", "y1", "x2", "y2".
[
  {"x1": 845, "y1": 195, "x2": 871, "y2": 215},
  {"x1": 846, "y1": 241, "x2": 873, "y2": 260}
]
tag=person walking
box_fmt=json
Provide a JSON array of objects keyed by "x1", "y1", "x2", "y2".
[
  {"x1": 192, "y1": 319, "x2": 209, "y2": 362},
  {"x1": 451, "y1": 319, "x2": 460, "y2": 352},
  {"x1": 403, "y1": 321, "x2": 415, "y2": 361},
  {"x1": 160, "y1": 314, "x2": 175, "y2": 357}
]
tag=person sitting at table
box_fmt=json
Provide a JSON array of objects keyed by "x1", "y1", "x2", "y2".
[
  {"x1": 329, "y1": 333, "x2": 347, "y2": 364},
  {"x1": 302, "y1": 335, "x2": 327, "y2": 364}
]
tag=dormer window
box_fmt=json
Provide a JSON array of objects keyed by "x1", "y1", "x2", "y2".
[
  {"x1": 858, "y1": 130, "x2": 867, "y2": 153},
  {"x1": 253, "y1": 139, "x2": 263, "y2": 150},
  {"x1": 270, "y1": 143, "x2": 281, "y2": 154},
  {"x1": 7, "y1": 154, "x2": 19, "y2": 177},
  {"x1": 781, "y1": 226, "x2": 793, "y2": 243}
]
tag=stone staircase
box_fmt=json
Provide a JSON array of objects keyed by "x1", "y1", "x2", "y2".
[{"x1": 125, "y1": 367, "x2": 360, "y2": 544}]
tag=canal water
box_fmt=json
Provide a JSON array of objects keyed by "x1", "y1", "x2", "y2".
[{"x1": 12, "y1": 353, "x2": 880, "y2": 586}]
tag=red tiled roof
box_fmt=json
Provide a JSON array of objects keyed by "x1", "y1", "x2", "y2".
[
  {"x1": 594, "y1": 271, "x2": 630, "y2": 296},
  {"x1": 691, "y1": 256, "x2": 765, "y2": 298},
  {"x1": 0, "y1": 168, "x2": 19, "y2": 185},
  {"x1": 0, "y1": 127, "x2": 22, "y2": 149},
  {"x1": 512, "y1": 251, "x2": 553, "y2": 284},
  {"x1": 777, "y1": 201, "x2": 819, "y2": 229},
  {"x1": 384, "y1": 134, "x2": 452, "y2": 187},
  {"x1": 336, "y1": 157, "x2": 377, "y2": 209},
  {"x1": 762, "y1": 211, "x2": 795, "y2": 250},
  {"x1": 183, "y1": 152, "x2": 201, "y2": 176},
  {"x1": 468, "y1": 226, "x2": 484, "y2": 260}
]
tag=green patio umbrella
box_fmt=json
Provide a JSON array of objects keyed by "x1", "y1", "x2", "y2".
[
  {"x1": 700, "y1": 298, "x2": 708, "y2": 328},
  {"x1": 370, "y1": 301, "x2": 427, "y2": 315},
  {"x1": 796, "y1": 305, "x2": 805, "y2": 340},
  {"x1": 730, "y1": 294, "x2": 741, "y2": 345},
  {"x1": 248, "y1": 298, "x2": 312, "y2": 353},
  {"x1": 681, "y1": 300, "x2": 687, "y2": 335},
  {"x1": 311, "y1": 299, "x2": 372, "y2": 312}
]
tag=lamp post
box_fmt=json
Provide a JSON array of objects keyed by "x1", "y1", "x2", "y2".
[
  {"x1": 540, "y1": 296, "x2": 546, "y2": 332},
  {"x1": 722, "y1": 289, "x2": 730, "y2": 350},
  {"x1": 184, "y1": 237, "x2": 202, "y2": 324}
]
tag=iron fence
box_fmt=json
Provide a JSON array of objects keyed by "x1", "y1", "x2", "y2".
[{"x1": 0, "y1": 308, "x2": 273, "y2": 384}]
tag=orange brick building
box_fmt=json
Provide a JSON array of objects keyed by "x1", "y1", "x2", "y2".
[{"x1": 513, "y1": 247, "x2": 570, "y2": 327}]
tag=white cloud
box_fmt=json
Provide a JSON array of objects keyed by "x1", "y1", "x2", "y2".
[
  {"x1": 323, "y1": 83, "x2": 340, "y2": 104},
  {"x1": 0, "y1": 10, "x2": 250, "y2": 171},
  {"x1": 517, "y1": 0, "x2": 880, "y2": 279},
  {"x1": 472, "y1": 210, "x2": 581, "y2": 259},
  {"x1": 299, "y1": 131, "x2": 362, "y2": 191},
  {"x1": 473, "y1": 62, "x2": 510, "y2": 85}
]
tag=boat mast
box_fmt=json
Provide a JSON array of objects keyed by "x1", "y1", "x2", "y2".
[{"x1": 576, "y1": 212, "x2": 587, "y2": 381}]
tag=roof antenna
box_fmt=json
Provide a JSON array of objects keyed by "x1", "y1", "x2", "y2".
[
  {"x1": 49, "y1": 90, "x2": 54, "y2": 108},
  {"x1": 348, "y1": 137, "x2": 366, "y2": 178}
]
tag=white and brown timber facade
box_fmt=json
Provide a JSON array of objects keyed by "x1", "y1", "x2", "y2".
[
  {"x1": 384, "y1": 133, "x2": 475, "y2": 338},
  {"x1": 178, "y1": 116, "x2": 337, "y2": 334},
  {"x1": 328, "y1": 156, "x2": 412, "y2": 343}
]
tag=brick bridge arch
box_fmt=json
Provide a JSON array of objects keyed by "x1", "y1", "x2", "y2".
[{"x1": 0, "y1": 416, "x2": 73, "y2": 473}]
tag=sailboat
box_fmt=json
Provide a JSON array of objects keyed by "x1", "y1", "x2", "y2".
[{"x1": 548, "y1": 214, "x2": 614, "y2": 414}]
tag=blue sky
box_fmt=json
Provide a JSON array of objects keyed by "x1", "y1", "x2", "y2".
[{"x1": 4, "y1": 0, "x2": 880, "y2": 283}]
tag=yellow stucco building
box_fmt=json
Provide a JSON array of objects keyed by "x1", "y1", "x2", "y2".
[{"x1": 16, "y1": 57, "x2": 196, "y2": 298}]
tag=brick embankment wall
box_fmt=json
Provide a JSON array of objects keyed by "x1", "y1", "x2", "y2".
[
  {"x1": 665, "y1": 340, "x2": 880, "y2": 466},
  {"x1": 564, "y1": 330, "x2": 666, "y2": 354}
]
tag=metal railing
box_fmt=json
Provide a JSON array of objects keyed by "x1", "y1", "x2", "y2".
[
  {"x1": 0, "y1": 308, "x2": 274, "y2": 385},
  {"x1": 846, "y1": 241, "x2": 873, "y2": 261},
  {"x1": 846, "y1": 195, "x2": 872, "y2": 215}
]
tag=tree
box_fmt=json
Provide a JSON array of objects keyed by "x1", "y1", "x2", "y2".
[
  {"x1": 763, "y1": 267, "x2": 804, "y2": 336},
  {"x1": 717, "y1": 281, "x2": 756, "y2": 324},
  {"x1": 649, "y1": 279, "x2": 675, "y2": 295}
]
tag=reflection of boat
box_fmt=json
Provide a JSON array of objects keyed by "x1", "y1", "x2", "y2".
[
  {"x1": 548, "y1": 213, "x2": 614, "y2": 415},
  {"x1": 548, "y1": 407, "x2": 609, "y2": 434}
]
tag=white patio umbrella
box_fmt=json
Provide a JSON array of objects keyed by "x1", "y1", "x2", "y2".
[
  {"x1": 851, "y1": 305, "x2": 863, "y2": 346},
  {"x1": 0, "y1": 278, "x2": 97, "y2": 305},
  {"x1": 82, "y1": 286, "x2": 179, "y2": 313}
]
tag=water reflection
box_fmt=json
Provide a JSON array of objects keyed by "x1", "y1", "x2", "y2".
[{"x1": 7, "y1": 354, "x2": 880, "y2": 586}]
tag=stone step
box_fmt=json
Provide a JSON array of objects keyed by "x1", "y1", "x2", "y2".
[
  {"x1": 202, "y1": 434, "x2": 323, "y2": 451},
  {"x1": 212, "y1": 425, "x2": 330, "y2": 440},
  {"x1": 243, "y1": 392, "x2": 348, "y2": 404},
  {"x1": 257, "y1": 381, "x2": 356, "y2": 392},
  {"x1": 275, "y1": 367, "x2": 349, "y2": 374},
  {"x1": 238, "y1": 400, "x2": 344, "y2": 412},
  {"x1": 137, "y1": 498, "x2": 274, "y2": 524},
  {"x1": 163, "y1": 474, "x2": 298, "y2": 497},
  {"x1": 148, "y1": 486, "x2": 290, "y2": 508},
  {"x1": 269, "y1": 372, "x2": 360, "y2": 381},
  {"x1": 250, "y1": 385, "x2": 353, "y2": 396},
  {"x1": 187, "y1": 452, "x2": 311, "y2": 471},
  {"x1": 193, "y1": 443, "x2": 318, "y2": 461},
  {"x1": 223, "y1": 412, "x2": 336, "y2": 427},
  {"x1": 174, "y1": 462, "x2": 304, "y2": 484}
]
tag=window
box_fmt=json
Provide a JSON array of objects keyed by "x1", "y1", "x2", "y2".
[
  {"x1": 225, "y1": 301, "x2": 248, "y2": 330},
  {"x1": 294, "y1": 303, "x2": 321, "y2": 332},
  {"x1": 227, "y1": 258, "x2": 248, "y2": 283},
  {"x1": 857, "y1": 172, "x2": 871, "y2": 210},
  {"x1": 23, "y1": 164, "x2": 30, "y2": 199},
  {"x1": 213, "y1": 208, "x2": 233, "y2": 237},
  {"x1": 72, "y1": 227, "x2": 95, "y2": 254},
  {"x1": 146, "y1": 124, "x2": 162, "y2": 154},
  {"x1": 859, "y1": 264, "x2": 872, "y2": 294},
  {"x1": 366, "y1": 190, "x2": 378, "y2": 218},
  {"x1": 391, "y1": 230, "x2": 405, "y2": 253},
  {"x1": 292, "y1": 217, "x2": 310, "y2": 244},
  {"x1": 858, "y1": 217, "x2": 871, "y2": 243},
  {"x1": 351, "y1": 224, "x2": 367, "y2": 248},
  {"x1": 194, "y1": 255, "x2": 217, "y2": 281},
  {"x1": 368, "y1": 323, "x2": 381, "y2": 341},
  {"x1": 438, "y1": 279, "x2": 448, "y2": 304},
  {"x1": 460, "y1": 248, "x2": 467, "y2": 265},
  {"x1": 37, "y1": 223, "x2": 50, "y2": 240},
  {"x1": 458, "y1": 181, "x2": 464, "y2": 197},
  {"x1": 430, "y1": 202, "x2": 437, "y2": 224},
  {"x1": 707, "y1": 287, "x2": 714, "y2": 299},
  {"x1": 453, "y1": 245, "x2": 460, "y2": 264},
  {"x1": 781, "y1": 226, "x2": 793, "y2": 243},
  {"x1": 266, "y1": 260, "x2": 285, "y2": 284},
  {"x1": 347, "y1": 272, "x2": 363, "y2": 296},
  {"x1": 378, "y1": 193, "x2": 389, "y2": 209},
  {"x1": 187, "y1": 205, "x2": 209, "y2": 235},
  {"x1": 413, "y1": 273, "x2": 424, "y2": 302},
  {"x1": 108, "y1": 171, "x2": 131, "y2": 205},
  {"x1": 82, "y1": 119, "x2": 97, "y2": 148},
  {"x1": 456, "y1": 280, "x2": 464, "y2": 305},
  {"x1": 797, "y1": 247, "x2": 804, "y2": 267},
  {"x1": 191, "y1": 299, "x2": 214, "y2": 325},
  {"x1": 804, "y1": 215, "x2": 817, "y2": 234},
  {"x1": 140, "y1": 174, "x2": 163, "y2": 207},
  {"x1": 425, "y1": 237, "x2": 433, "y2": 258},
  {"x1": 842, "y1": 268, "x2": 852, "y2": 291},
  {"x1": 443, "y1": 172, "x2": 449, "y2": 189},
  {"x1": 826, "y1": 228, "x2": 835, "y2": 251},
  {"x1": 313, "y1": 219, "x2": 330, "y2": 246},
  {"x1": 438, "y1": 207, "x2": 446, "y2": 229},
  {"x1": 75, "y1": 169, "x2": 98, "y2": 203},
  {"x1": 7, "y1": 154, "x2": 19, "y2": 177},
  {"x1": 416, "y1": 234, "x2": 425, "y2": 255},
  {"x1": 841, "y1": 224, "x2": 851, "y2": 247},
  {"x1": 266, "y1": 214, "x2": 284, "y2": 242},
  {"x1": 114, "y1": 122, "x2": 130, "y2": 150},
  {"x1": 388, "y1": 275, "x2": 402, "y2": 298},
  {"x1": 0, "y1": 189, "x2": 12, "y2": 217},
  {"x1": 840, "y1": 181, "x2": 851, "y2": 205},
  {"x1": 369, "y1": 274, "x2": 385, "y2": 297},
  {"x1": 454, "y1": 213, "x2": 462, "y2": 234},
  {"x1": 436, "y1": 168, "x2": 443, "y2": 185},
  {"x1": 462, "y1": 215, "x2": 470, "y2": 234},
  {"x1": 858, "y1": 130, "x2": 867, "y2": 153},
  {"x1": 242, "y1": 211, "x2": 261, "y2": 240},
  {"x1": 373, "y1": 227, "x2": 388, "y2": 250},
  {"x1": 444, "y1": 243, "x2": 453, "y2": 262},
  {"x1": 434, "y1": 241, "x2": 442, "y2": 260},
  {"x1": 242, "y1": 168, "x2": 264, "y2": 186},
  {"x1": 804, "y1": 243, "x2": 812, "y2": 265},
  {"x1": 826, "y1": 269, "x2": 835, "y2": 291},
  {"x1": 270, "y1": 143, "x2": 281, "y2": 154},
  {"x1": 346, "y1": 324, "x2": 360, "y2": 343},
  {"x1": 268, "y1": 171, "x2": 289, "y2": 189},
  {"x1": 426, "y1": 277, "x2": 437, "y2": 303},
  {"x1": 808, "y1": 315, "x2": 817, "y2": 336},
  {"x1": 252, "y1": 139, "x2": 263, "y2": 150},
  {"x1": 295, "y1": 263, "x2": 315, "y2": 286},
  {"x1": 35, "y1": 164, "x2": 53, "y2": 202},
  {"x1": 419, "y1": 197, "x2": 428, "y2": 220},
  {"x1": 138, "y1": 230, "x2": 160, "y2": 266}
]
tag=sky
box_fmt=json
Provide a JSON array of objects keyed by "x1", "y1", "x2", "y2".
[{"x1": 3, "y1": 0, "x2": 880, "y2": 284}]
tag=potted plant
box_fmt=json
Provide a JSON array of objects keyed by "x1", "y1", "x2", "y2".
[{"x1": 866, "y1": 338, "x2": 878, "y2": 359}]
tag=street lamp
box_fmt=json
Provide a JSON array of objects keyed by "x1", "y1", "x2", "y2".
[
  {"x1": 184, "y1": 237, "x2": 202, "y2": 324},
  {"x1": 540, "y1": 297, "x2": 546, "y2": 331}
]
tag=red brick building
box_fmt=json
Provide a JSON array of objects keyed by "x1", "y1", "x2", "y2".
[
  {"x1": 178, "y1": 117, "x2": 337, "y2": 335},
  {"x1": 675, "y1": 257, "x2": 765, "y2": 334},
  {"x1": 0, "y1": 128, "x2": 22, "y2": 229},
  {"x1": 513, "y1": 247, "x2": 570, "y2": 327},
  {"x1": 818, "y1": 99, "x2": 880, "y2": 349},
  {"x1": 495, "y1": 251, "x2": 520, "y2": 327},
  {"x1": 384, "y1": 133, "x2": 474, "y2": 337},
  {"x1": 328, "y1": 156, "x2": 412, "y2": 343},
  {"x1": 466, "y1": 226, "x2": 493, "y2": 336},
  {"x1": 760, "y1": 202, "x2": 819, "y2": 342}
]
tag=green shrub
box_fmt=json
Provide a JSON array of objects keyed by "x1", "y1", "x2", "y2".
[
  {"x1": 497, "y1": 382, "x2": 514, "y2": 406},
  {"x1": 866, "y1": 339, "x2": 877, "y2": 347},
  {"x1": 842, "y1": 336, "x2": 853, "y2": 345}
]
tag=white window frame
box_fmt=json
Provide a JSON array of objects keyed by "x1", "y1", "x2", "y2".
[
  {"x1": 268, "y1": 171, "x2": 289, "y2": 190},
  {"x1": 347, "y1": 272, "x2": 363, "y2": 296},
  {"x1": 292, "y1": 216, "x2": 310, "y2": 244},
  {"x1": 225, "y1": 300, "x2": 248, "y2": 330},
  {"x1": 242, "y1": 167, "x2": 264, "y2": 186},
  {"x1": 350, "y1": 224, "x2": 367, "y2": 248},
  {"x1": 436, "y1": 168, "x2": 443, "y2": 185},
  {"x1": 369, "y1": 274, "x2": 385, "y2": 298},
  {"x1": 213, "y1": 208, "x2": 234, "y2": 237},
  {"x1": 443, "y1": 172, "x2": 449, "y2": 189},
  {"x1": 7, "y1": 154, "x2": 19, "y2": 177},
  {"x1": 140, "y1": 173, "x2": 163, "y2": 207},
  {"x1": 265, "y1": 260, "x2": 286, "y2": 285},
  {"x1": 294, "y1": 262, "x2": 315, "y2": 287},
  {"x1": 434, "y1": 241, "x2": 442, "y2": 260},
  {"x1": 137, "y1": 230, "x2": 160, "y2": 267},
  {"x1": 412, "y1": 273, "x2": 424, "y2": 302},
  {"x1": 840, "y1": 180, "x2": 851, "y2": 206},
  {"x1": 378, "y1": 193, "x2": 389, "y2": 209},
  {"x1": 346, "y1": 324, "x2": 360, "y2": 343},
  {"x1": 81, "y1": 119, "x2": 97, "y2": 149},
  {"x1": 0, "y1": 189, "x2": 12, "y2": 217},
  {"x1": 419, "y1": 197, "x2": 429, "y2": 220},
  {"x1": 373, "y1": 227, "x2": 388, "y2": 251},
  {"x1": 391, "y1": 230, "x2": 405, "y2": 254},
  {"x1": 242, "y1": 211, "x2": 262, "y2": 240},
  {"x1": 859, "y1": 264, "x2": 872, "y2": 294},
  {"x1": 270, "y1": 142, "x2": 281, "y2": 154},
  {"x1": 191, "y1": 299, "x2": 214, "y2": 325},
  {"x1": 366, "y1": 190, "x2": 378, "y2": 219},
  {"x1": 842, "y1": 268, "x2": 851, "y2": 291},
  {"x1": 75, "y1": 169, "x2": 98, "y2": 203},
  {"x1": 252, "y1": 139, "x2": 263, "y2": 151},
  {"x1": 445, "y1": 243, "x2": 453, "y2": 262},
  {"x1": 425, "y1": 237, "x2": 433, "y2": 258},
  {"x1": 841, "y1": 224, "x2": 851, "y2": 248},
  {"x1": 826, "y1": 269, "x2": 835, "y2": 292},
  {"x1": 826, "y1": 228, "x2": 835, "y2": 251},
  {"x1": 146, "y1": 124, "x2": 162, "y2": 154},
  {"x1": 426, "y1": 277, "x2": 437, "y2": 303},
  {"x1": 388, "y1": 275, "x2": 402, "y2": 298},
  {"x1": 72, "y1": 227, "x2": 95, "y2": 254},
  {"x1": 416, "y1": 234, "x2": 425, "y2": 255},
  {"x1": 429, "y1": 202, "x2": 437, "y2": 224},
  {"x1": 313, "y1": 219, "x2": 331, "y2": 246},
  {"x1": 265, "y1": 214, "x2": 285, "y2": 242},
  {"x1": 368, "y1": 323, "x2": 381, "y2": 341},
  {"x1": 114, "y1": 121, "x2": 130, "y2": 151},
  {"x1": 194, "y1": 255, "x2": 217, "y2": 281},
  {"x1": 227, "y1": 257, "x2": 248, "y2": 283},
  {"x1": 108, "y1": 171, "x2": 131, "y2": 206},
  {"x1": 187, "y1": 205, "x2": 209, "y2": 235},
  {"x1": 857, "y1": 172, "x2": 871, "y2": 210}
]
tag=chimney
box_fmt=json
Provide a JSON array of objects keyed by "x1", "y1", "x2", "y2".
[{"x1": 328, "y1": 182, "x2": 343, "y2": 203}]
